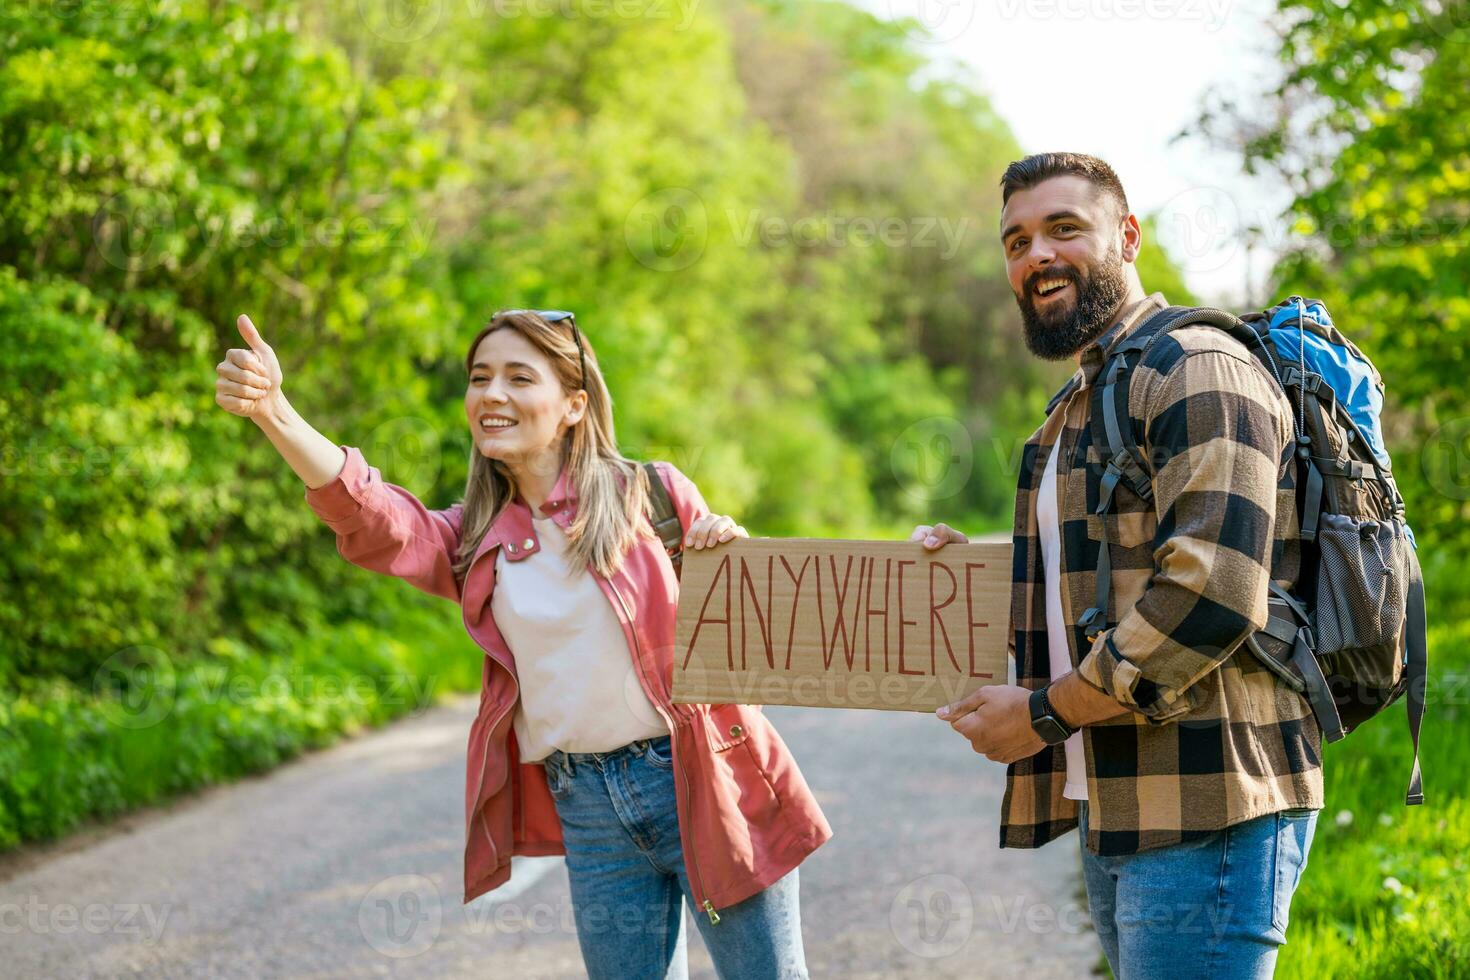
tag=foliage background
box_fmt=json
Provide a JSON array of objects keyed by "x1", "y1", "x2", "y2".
[
  {"x1": 1188, "y1": 1, "x2": 1469, "y2": 973},
  {"x1": 1, "y1": 0, "x2": 1463, "y2": 974}
]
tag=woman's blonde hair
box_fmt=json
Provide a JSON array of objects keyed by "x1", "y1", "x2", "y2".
[{"x1": 451, "y1": 311, "x2": 654, "y2": 581}]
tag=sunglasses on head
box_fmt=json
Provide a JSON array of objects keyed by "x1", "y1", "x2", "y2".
[{"x1": 495, "y1": 309, "x2": 586, "y2": 390}]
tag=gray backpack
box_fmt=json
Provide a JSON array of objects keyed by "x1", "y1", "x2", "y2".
[{"x1": 1082, "y1": 297, "x2": 1427, "y2": 806}]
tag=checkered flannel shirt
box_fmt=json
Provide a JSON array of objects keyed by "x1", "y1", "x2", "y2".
[{"x1": 1000, "y1": 292, "x2": 1324, "y2": 855}]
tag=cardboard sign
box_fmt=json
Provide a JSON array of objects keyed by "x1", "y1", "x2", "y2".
[{"x1": 671, "y1": 538, "x2": 1011, "y2": 713}]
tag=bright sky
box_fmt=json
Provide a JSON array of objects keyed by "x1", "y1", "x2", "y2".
[{"x1": 852, "y1": 0, "x2": 1290, "y2": 307}]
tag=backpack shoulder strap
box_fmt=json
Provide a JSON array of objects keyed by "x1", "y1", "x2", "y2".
[
  {"x1": 1090, "y1": 305, "x2": 1269, "y2": 488},
  {"x1": 643, "y1": 462, "x2": 685, "y2": 570},
  {"x1": 1404, "y1": 545, "x2": 1427, "y2": 805},
  {"x1": 1079, "y1": 305, "x2": 1266, "y2": 637},
  {"x1": 1091, "y1": 306, "x2": 1203, "y2": 489}
]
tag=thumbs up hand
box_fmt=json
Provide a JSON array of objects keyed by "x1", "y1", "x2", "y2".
[{"x1": 215, "y1": 314, "x2": 286, "y2": 421}]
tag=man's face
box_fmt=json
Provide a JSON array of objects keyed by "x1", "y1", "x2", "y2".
[{"x1": 1000, "y1": 175, "x2": 1132, "y2": 361}]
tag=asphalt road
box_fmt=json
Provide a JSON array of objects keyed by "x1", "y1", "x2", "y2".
[{"x1": 0, "y1": 696, "x2": 1101, "y2": 979}]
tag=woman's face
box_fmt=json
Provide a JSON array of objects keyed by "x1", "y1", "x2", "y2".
[{"x1": 465, "y1": 328, "x2": 586, "y2": 470}]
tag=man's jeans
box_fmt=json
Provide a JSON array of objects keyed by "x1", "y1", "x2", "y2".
[
  {"x1": 1078, "y1": 801, "x2": 1318, "y2": 979},
  {"x1": 542, "y1": 736, "x2": 808, "y2": 980}
]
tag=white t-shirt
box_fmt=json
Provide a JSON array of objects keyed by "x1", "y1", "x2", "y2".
[
  {"x1": 492, "y1": 513, "x2": 669, "y2": 763},
  {"x1": 1037, "y1": 443, "x2": 1090, "y2": 802}
]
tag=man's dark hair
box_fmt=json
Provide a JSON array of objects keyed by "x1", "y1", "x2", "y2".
[{"x1": 999, "y1": 152, "x2": 1130, "y2": 221}]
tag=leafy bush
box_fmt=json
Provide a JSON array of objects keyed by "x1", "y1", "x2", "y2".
[{"x1": 0, "y1": 586, "x2": 477, "y2": 849}]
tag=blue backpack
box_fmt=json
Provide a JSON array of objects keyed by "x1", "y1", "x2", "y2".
[{"x1": 1082, "y1": 296, "x2": 1427, "y2": 806}]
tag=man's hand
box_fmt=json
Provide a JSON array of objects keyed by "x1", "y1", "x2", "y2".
[
  {"x1": 937, "y1": 684, "x2": 1046, "y2": 764},
  {"x1": 908, "y1": 522, "x2": 968, "y2": 550}
]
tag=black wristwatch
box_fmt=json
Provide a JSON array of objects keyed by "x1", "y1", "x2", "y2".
[{"x1": 1029, "y1": 686, "x2": 1076, "y2": 745}]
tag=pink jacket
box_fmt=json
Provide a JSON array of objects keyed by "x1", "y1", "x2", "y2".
[{"x1": 304, "y1": 446, "x2": 832, "y2": 916}]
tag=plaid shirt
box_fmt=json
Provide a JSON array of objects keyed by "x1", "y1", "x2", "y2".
[{"x1": 1000, "y1": 292, "x2": 1324, "y2": 856}]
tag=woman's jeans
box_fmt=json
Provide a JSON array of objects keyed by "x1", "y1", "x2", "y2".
[
  {"x1": 1078, "y1": 801, "x2": 1319, "y2": 980},
  {"x1": 542, "y1": 735, "x2": 808, "y2": 980}
]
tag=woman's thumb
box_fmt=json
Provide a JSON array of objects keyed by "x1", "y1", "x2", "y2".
[{"x1": 236, "y1": 314, "x2": 271, "y2": 356}]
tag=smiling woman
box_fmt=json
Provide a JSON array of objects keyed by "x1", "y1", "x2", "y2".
[
  {"x1": 456, "y1": 310, "x2": 641, "y2": 582},
  {"x1": 214, "y1": 308, "x2": 832, "y2": 979}
]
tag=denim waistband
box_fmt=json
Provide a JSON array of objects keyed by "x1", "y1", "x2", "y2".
[{"x1": 543, "y1": 734, "x2": 671, "y2": 776}]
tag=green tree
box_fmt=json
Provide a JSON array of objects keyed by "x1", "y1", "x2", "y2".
[
  {"x1": 0, "y1": 0, "x2": 457, "y2": 677},
  {"x1": 1192, "y1": 0, "x2": 1469, "y2": 567},
  {"x1": 1189, "y1": 4, "x2": 1470, "y2": 974}
]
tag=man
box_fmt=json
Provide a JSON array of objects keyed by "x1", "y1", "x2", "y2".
[{"x1": 913, "y1": 152, "x2": 1322, "y2": 978}]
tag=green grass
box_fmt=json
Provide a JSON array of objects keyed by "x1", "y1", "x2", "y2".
[
  {"x1": 1074, "y1": 585, "x2": 1468, "y2": 979},
  {"x1": 1275, "y1": 594, "x2": 1470, "y2": 978},
  {"x1": 0, "y1": 588, "x2": 480, "y2": 851}
]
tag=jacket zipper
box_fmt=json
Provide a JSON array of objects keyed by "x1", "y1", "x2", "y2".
[
  {"x1": 461, "y1": 544, "x2": 519, "y2": 876},
  {"x1": 466, "y1": 522, "x2": 719, "y2": 923},
  {"x1": 606, "y1": 575, "x2": 720, "y2": 925}
]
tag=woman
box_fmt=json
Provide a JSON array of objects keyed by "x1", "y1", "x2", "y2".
[{"x1": 214, "y1": 309, "x2": 831, "y2": 979}]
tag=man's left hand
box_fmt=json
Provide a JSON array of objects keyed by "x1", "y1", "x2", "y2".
[{"x1": 937, "y1": 685, "x2": 1047, "y2": 764}]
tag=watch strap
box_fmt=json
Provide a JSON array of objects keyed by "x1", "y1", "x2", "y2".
[{"x1": 1030, "y1": 685, "x2": 1076, "y2": 742}]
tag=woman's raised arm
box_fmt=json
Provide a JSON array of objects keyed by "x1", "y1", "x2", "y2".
[
  {"x1": 216, "y1": 314, "x2": 345, "y2": 489},
  {"x1": 216, "y1": 314, "x2": 463, "y2": 602}
]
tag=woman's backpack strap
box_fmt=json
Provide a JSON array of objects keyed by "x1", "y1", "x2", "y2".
[{"x1": 643, "y1": 461, "x2": 685, "y2": 571}]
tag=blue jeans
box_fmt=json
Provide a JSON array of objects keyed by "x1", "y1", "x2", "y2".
[
  {"x1": 542, "y1": 735, "x2": 808, "y2": 980},
  {"x1": 1078, "y1": 801, "x2": 1318, "y2": 980}
]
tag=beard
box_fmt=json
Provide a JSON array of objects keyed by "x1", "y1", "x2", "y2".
[{"x1": 1016, "y1": 241, "x2": 1128, "y2": 361}]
